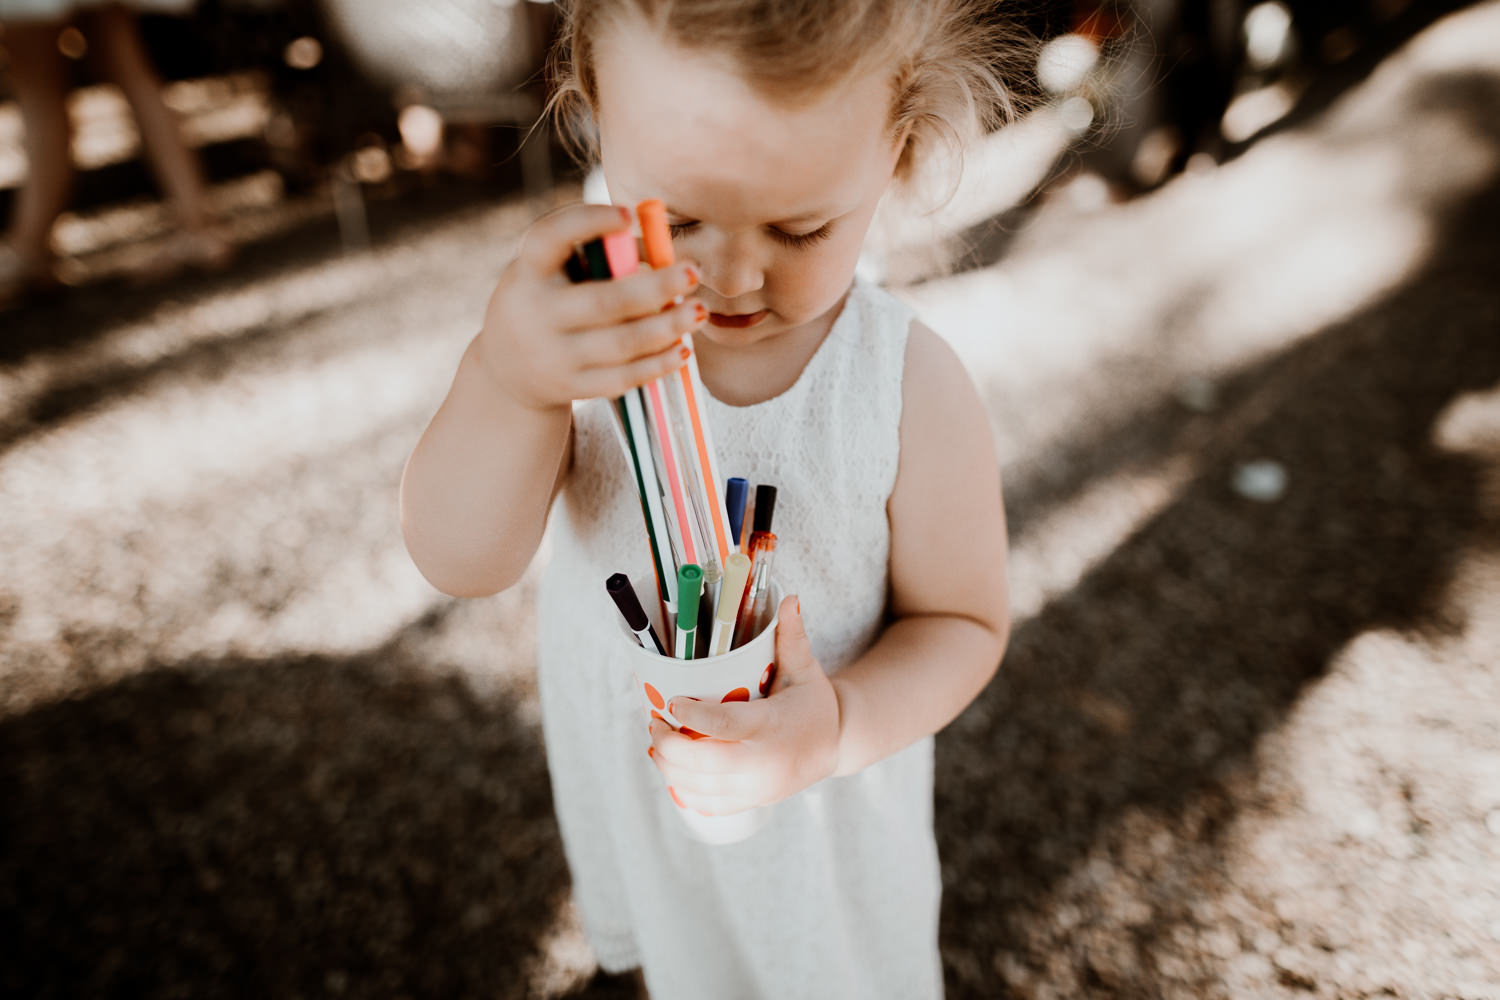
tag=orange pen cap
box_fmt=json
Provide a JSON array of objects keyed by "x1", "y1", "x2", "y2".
[{"x1": 636, "y1": 199, "x2": 676, "y2": 269}]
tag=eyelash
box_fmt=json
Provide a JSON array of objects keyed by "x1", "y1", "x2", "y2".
[{"x1": 667, "y1": 221, "x2": 834, "y2": 249}]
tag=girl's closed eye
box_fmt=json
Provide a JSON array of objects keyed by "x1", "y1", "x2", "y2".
[
  {"x1": 770, "y1": 223, "x2": 834, "y2": 249},
  {"x1": 667, "y1": 220, "x2": 834, "y2": 250}
]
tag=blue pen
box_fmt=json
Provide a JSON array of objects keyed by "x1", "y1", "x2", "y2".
[{"x1": 725, "y1": 477, "x2": 748, "y2": 549}]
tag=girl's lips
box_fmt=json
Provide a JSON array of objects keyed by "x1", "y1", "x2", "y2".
[{"x1": 707, "y1": 309, "x2": 769, "y2": 329}]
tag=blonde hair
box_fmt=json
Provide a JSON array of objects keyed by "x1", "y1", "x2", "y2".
[{"x1": 544, "y1": 0, "x2": 1033, "y2": 191}]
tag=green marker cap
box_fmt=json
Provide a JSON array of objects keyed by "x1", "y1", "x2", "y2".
[{"x1": 676, "y1": 564, "x2": 703, "y2": 628}]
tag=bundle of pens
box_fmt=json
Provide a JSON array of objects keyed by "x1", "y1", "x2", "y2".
[
  {"x1": 571, "y1": 200, "x2": 779, "y2": 661},
  {"x1": 609, "y1": 479, "x2": 778, "y2": 660}
]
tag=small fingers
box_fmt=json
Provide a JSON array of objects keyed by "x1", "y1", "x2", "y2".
[
  {"x1": 668, "y1": 696, "x2": 768, "y2": 742},
  {"x1": 573, "y1": 298, "x2": 706, "y2": 369},
  {"x1": 665, "y1": 785, "x2": 749, "y2": 817},
  {"x1": 556, "y1": 262, "x2": 700, "y2": 331},
  {"x1": 648, "y1": 732, "x2": 749, "y2": 813},
  {"x1": 649, "y1": 722, "x2": 742, "y2": 774},
  {"x1": 649, "y1": 745, "x2": 744, "y2": 797},
  {"x1": 571, "y1": 336, "x2": 695, "y2": 400},
  {"x1": 519, "y1": 202, "x2": 634, "y2": 277}
]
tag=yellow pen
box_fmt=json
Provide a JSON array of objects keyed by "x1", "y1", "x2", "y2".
[{"x1": 709, "y1": 552, "x2": 751, "y2": 657}]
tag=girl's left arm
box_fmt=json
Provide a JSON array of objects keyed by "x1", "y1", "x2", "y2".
[{"x1": 826, "y1": 319, "x2": 1011, "y2": 776}]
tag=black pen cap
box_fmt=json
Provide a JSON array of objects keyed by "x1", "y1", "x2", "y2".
[
  {"x1": 606, "y1": 572, "x2": 649, "y2": 631},
  {"x1": 752, "y1": 484, "x2": 777, "y2": 534}
]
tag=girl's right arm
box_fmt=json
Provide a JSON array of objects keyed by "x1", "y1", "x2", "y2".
[{"x1": 400, "y1": 203, "x2": 704, "y2": 597}]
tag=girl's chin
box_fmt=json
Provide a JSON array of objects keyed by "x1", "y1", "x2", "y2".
[{"x1": 696, "y1": 318, "x2": 781, "y2": 347}]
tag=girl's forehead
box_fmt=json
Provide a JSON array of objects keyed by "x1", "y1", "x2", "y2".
[{"x1": 593, "y1": 17, "x2": 896, "y2": 224}]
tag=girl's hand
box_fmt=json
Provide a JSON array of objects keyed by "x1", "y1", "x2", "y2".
[
  {"x1": 476, "y1": 202, "x2": 705, "y2": 412},
  {"x1": 648, "y1": 596, "x2": 841, "y2": 816}
]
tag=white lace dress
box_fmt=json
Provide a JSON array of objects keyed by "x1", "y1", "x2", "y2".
[{"x1": 535, "y1": 276, "x2": 943, "y2": 999}]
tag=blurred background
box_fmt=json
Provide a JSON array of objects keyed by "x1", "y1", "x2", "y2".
[{"x1": 1, "y1": 1, "x2": 1498, "y2": 996}]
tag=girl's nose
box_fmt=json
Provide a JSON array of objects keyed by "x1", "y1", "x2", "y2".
[{"x1": 701, "y1": 233, "x2": 765, "y2": 301}]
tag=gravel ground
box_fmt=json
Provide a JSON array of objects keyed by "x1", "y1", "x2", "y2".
[{"x1": 3, "y1": 5, "x2": 1500, "y2": 998}]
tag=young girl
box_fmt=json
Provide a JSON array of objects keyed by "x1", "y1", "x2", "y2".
[{"x1": 401, "y1": 1, "x2": 1016, "y2": 995}]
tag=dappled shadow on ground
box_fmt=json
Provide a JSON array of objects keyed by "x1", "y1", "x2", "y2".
[
  {"x1": 0, "y1": 175, "x2": 531, "y2": 368},
  {"x1": 934, "y1": 74, "x2": 1500, "y2": 997},
  {"x1": 0, "y1": 632, "x2": 569, "y2": 998}
]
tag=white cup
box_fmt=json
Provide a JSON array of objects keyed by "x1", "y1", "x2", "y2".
[{"x1": 620, "y1": 577, "x2": 782, "y2": 844}]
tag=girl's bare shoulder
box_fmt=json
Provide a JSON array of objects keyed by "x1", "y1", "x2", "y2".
[{"x1": 900, "y1": 318, "x2": 990, "y2": 440}]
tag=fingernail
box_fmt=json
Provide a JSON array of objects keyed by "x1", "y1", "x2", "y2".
[
  {"x1": 796, "y1": 596, "x2": 801, "y2": 616},
  {"x1": 618, "y1": 206, "x2": 632, "y2": 224},
  {"x1": 679, "y1": 345, "x2": 692, "y2": 361},
  {"x1": 667, "y1": 700, "x2": 677, "y2": 715},
  {"x1": 684, "y1": 264, "x2": 700, "y2": 286},
  {"x1": 693, "y1": 302, "x2": 707, "y2": 323}
]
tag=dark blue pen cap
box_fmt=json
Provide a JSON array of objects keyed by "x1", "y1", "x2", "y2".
[
  {"x1": 725, "y1": 477, "x2": 748, "y2": 543},
  {"x1": 606, "y1": 572, "x2": 649, "y2": 630},
  {"x1": 753, "y1": 484, "x2": 777, "y2": 534}
]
